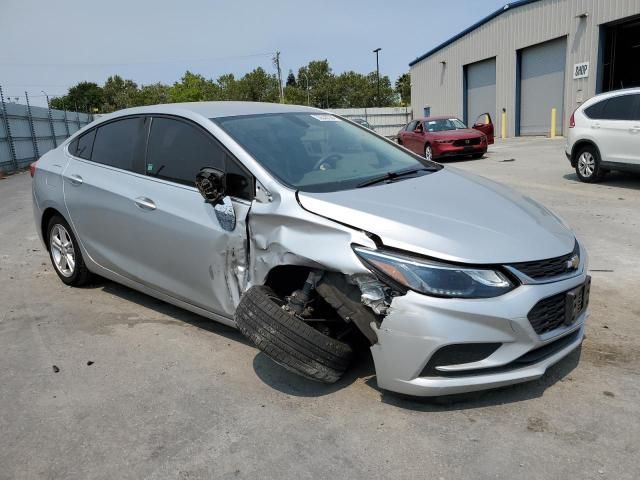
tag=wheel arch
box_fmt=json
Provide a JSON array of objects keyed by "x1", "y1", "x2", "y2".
[
  {"x1": 41, "y1": 207, "x2": 68, "y2": 251},
  {"x1": 571, "y1": 139, "x2": 601, "y2": 167}
]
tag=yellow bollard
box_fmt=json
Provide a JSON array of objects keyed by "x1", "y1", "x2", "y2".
[
  {"x1": 501, "y1": 110, "x2": 507, "y2": 139},
  {"x1": 550, "y1": 108, "x2": 557, "y2": 138}
]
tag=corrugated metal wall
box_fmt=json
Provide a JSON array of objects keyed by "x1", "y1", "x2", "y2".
[
  {"x1": 410, "y1": 0, "x2": 640, "y2": 137},
  {"x1": 328, "y1": 107, "x2": 413, "y2": 138},
  {"x1": 0, "y1": 101, "x2": 93, "y2": 172}
]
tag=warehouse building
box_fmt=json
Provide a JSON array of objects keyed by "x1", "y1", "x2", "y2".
[{"x1": 409, "y1": 0, "x2": 640, "y2": 137}]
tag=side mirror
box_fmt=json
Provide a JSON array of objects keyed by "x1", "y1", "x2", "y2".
[{"x1": 195, "y1": 167, "x2": 226, "y2": 204}]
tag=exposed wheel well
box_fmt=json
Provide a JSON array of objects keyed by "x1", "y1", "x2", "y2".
[
  {"x1": 571, "y1": 140, "x2": 600, "y2": 167},
  {"x1": 263, "y1": 265, "x2": 313, "y2": 298},
  {"x1": 40, "y1": 208, "x2": 64, "y2": 251}
]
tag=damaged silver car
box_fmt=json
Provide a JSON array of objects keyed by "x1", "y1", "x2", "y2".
[{"x1": 31, "y1": 102, "x2": 590, "y2": 396}]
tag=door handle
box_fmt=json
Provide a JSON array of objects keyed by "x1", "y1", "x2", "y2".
[
  {"x1": 134, "y1": 197, "x2": 156, "y2": 211},
  {"x1": 591, "y1": 123, "x2": 601, "y2": 129},
  {"x1": 69, "y1": 174, "x2": 83, "y2": 185},
  {"x1": 630, "y1": 126, "x2": 640, "y2": 133}
]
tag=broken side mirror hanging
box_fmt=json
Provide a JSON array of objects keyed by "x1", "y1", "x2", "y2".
[
  {"x1": 196, "y1": 167, "x2": 236, "y2": 231},
  {"x1": 196, "y1": 167, "x2": 226, "y2": 204}
]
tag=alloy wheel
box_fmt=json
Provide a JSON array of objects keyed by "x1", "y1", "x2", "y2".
[
  {"x1": 425, "y1": 145, "x2": 433, "y2": 161},
  {"x1": 50, "y1": 224, "x2": 76, "y2": 277},
  {"x1": 577, "y1": 151, "x2": 595, "y2": 178}
]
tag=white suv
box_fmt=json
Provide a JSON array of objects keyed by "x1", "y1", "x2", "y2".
[{"x1": 566, "y1": 88, "x2": 640, "y2": 183}]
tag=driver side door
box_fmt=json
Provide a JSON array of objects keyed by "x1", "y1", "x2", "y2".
[{"x1": 129, "y1": 116, "x2": 253, "y2": 317}]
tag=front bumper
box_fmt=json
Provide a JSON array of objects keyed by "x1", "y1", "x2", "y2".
[
  {"x1": 433, "y1": 142, "x2": 487, "y2": 158},
  {"x1": 370, "y1": 269, "x2": 588, "y2": 397}
]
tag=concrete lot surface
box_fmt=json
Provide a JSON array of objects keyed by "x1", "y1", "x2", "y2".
[{"x1": 1, "y1": 137, "x2": 639, "y2": 479}]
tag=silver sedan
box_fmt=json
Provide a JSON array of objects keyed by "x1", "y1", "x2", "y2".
[{"x1": 32, "y1": 102, "x2": 590, "y2": 397}]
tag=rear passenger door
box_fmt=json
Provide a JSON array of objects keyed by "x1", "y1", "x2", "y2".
[
  {"x1": 63, "y1": 116, "x2": 149, "y2": 276},
  {"x1": 130, "y1": 116, "x2": 253, "y2": 317}
]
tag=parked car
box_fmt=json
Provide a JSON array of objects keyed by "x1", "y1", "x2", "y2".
[
  {"x1": 32, "y1": 102, "x2": 589, "y2": 397},
  {"x1": 351, "y1": 117, "x2": 375, "y2": 131},
  {"x1": 566, "y1": 87, "x2": 640, "y2": 182},
  {"x1": 397, "y1": 114, "x2": 494, "y2": 161}
]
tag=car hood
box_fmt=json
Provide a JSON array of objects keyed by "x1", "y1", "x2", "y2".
[
  {"x1": 297, "y1": 167, "x2": 575, "y2": 264},
  {"x1": 429, "y1": 129, "x2": 482, "y2": 139}
]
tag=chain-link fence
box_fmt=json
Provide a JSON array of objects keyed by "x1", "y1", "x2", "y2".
[{"x1": 0, "y1": 85, "x2": 94, "y2": 173}]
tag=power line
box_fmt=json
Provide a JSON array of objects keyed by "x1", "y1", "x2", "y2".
[{"x1": 0, "y1": 52, "x2": 276, "y2": 68}]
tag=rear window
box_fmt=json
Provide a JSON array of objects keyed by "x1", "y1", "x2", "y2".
[{"x1": 68, "y1": 129, "x2": 95, "y2": 160}]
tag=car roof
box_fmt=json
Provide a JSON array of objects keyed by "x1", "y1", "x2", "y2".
[
  {"x1": 101, "y1": 101, "x2": 322, "y2": 119},
  {"x1": 419, "y1": 115, "x2": 460, "y2": 122}
]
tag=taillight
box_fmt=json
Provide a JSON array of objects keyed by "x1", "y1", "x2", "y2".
[
  {"x1": 569, "y1": 111, "x2": 575, "y2": 128},
  {"x1": 29, "y1": 161, "x2": 37, "y2": 178}
]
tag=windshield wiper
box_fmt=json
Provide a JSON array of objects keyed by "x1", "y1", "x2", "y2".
[{"x1": 356, "y1": 168, "x2": 432, "y2": 188}]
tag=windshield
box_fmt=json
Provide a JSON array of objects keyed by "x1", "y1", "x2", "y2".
[
  {"x1": 425, "y1": 118, "x2": 467, "y2": 132},
  {"x1": 213, "y1": 113, "x2": 440, "y2": 192}
]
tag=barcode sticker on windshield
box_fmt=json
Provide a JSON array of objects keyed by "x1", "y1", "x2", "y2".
[{"x1": 310, "y1": 114, "x2": 341, "y2": 122}]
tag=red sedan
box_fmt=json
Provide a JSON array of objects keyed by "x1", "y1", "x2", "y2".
[{"x1": 397, "y1": 114, "x2": 494, "y2": 161}]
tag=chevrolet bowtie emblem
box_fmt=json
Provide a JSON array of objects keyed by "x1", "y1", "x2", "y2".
[{"x1": 566, "y1": 255, "x2": 579, "y2": 270}]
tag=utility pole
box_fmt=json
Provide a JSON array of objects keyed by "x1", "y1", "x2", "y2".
[
  {"x1": 273, "y1": 51, "x2": 284, "y2": 103},
  {"x1": 373, "y1": 47, "x2": 382, "y2": 107}
]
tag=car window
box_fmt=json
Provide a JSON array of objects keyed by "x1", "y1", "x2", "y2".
[
  {"x1": 68, "y1": 129, "x2": 96, "y2": 160},
  {"x1": 91, "y1": 117, "x2": 146, "y2": 172},
  {"x1": 405, "y1": 120, "x2": 418, "y2": 132},
  {"x1": 425, "y1": 118, "x2": 467, "y2": 132},
  {"x1": 146, "y1": 117, "x2": 253, "y2": 199},
  {"x1": 599, "y1": 95, "x2": 636, "y2": 121},
  {"x1": 584, "y1": 100, "x2": 605, "y2": 119}
]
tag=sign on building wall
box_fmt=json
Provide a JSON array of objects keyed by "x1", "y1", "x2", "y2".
[{"x1": 573, "y1": 62, "x2": 590, "y2": 79}]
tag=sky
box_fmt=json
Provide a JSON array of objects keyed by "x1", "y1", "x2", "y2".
[{"x1": 1, "y1": 0, "x2": 508, "y2": 107}]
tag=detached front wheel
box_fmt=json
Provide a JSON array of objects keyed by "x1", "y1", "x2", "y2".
[{"x1": 235, "y1": 285, "x2": 353, "y2": 383}]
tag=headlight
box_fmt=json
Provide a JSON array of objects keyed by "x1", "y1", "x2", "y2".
[{"x1": 353, "y1": 246, "x2": 515, "y2": 299}]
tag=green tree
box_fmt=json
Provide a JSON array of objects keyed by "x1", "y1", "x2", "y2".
[
  {"x1": 49, "y1": 81, "x2": 104, "y2": 112},
  {"x1": 236, "y1": 67, "x2": 280, "y2": 102},
  {"x1": 367, "y1": 72, "x2": 397, "y2": 107},
  {"x1": 102, "y1": 75, "x2": 139, "y2": 112},
  {"x1": 298, "y1": 60, "x2": 335, "y2": 108},
  {"x1": 286, "y1": 70, "x2": 296, "y2": 87},
  {"x1": 135, "y1": 83, "x2": 171, "y2": 106},
  {"x1": 170, "y1": 71, "x2": 220, "y2": 102},
  {"x1": 395, "y1": 73, "x2": 411, "y2": 106},
  {"x1": 215, "y1": 73, "x2": 241, "y2": 100}
]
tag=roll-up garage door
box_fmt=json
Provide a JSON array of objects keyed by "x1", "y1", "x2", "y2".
[
  {"x1": 465, "y1": 58, "x2": 496, "y2": 126},
  {"x1": 519, "y1": 37, "x2": 567, "y2": 136}
]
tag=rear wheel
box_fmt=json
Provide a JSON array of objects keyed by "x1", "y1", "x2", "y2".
[
  {"x1": 575, "y1": 145, "x2": 605, "y2": 183},
  {"x1": 47, "y1": 215, "x2": 91, "y2": 286},
  {"x1": 235, "y1": 285, "x2": 353, "y2": 383},
  {"x1": 424, "y1": 144, "x2": 433, "y2": 161}
]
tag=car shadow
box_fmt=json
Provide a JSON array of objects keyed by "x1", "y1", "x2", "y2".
[
  {"x1": 252, "y1": 350, "x2": 375, "y2": 398},
  {"x1": 99, "y1": 279, "x2": 250, "y2": 345},
  {"x1": 563, "y1": 171, "x2": 640, "y2": 190},
  {"x1": 96, "y1": 278, "x2": 582, "y2": 407},
  {"x1": 373, "y1": 347, "x2": 582, "y2": 412}
]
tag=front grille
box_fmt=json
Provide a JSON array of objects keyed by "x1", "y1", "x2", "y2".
[
  {"x1": 509, "y1": 241, "x2": 579, "y2": 280},
  {"x1": 528, "y1": 292, "x2": 567, "y2": 334},
  {"x1": 452, "y1": 137, "x2": 480, "y2": 147}
]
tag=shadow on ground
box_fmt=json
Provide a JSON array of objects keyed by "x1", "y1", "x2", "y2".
[
  {"x1": 97, "y1": 278, "x2": 582, "y2": 409},
  {"x1": 563, "y1": 171, "x2": 640, "y2": 190}
]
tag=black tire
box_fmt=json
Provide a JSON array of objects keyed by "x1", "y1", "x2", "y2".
[
  {"x1": 471, "y1": 152, "x2": 484, "y2": 159},
  {"x1": 575, "y1": 144, "x2": 605, "y2": 183},
  {"x1": 47, "y1": 215, "x2": 92, "y2": 286},
  {"x1": 235, "y1": 285, "x2": 354, "y2": 383}
]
